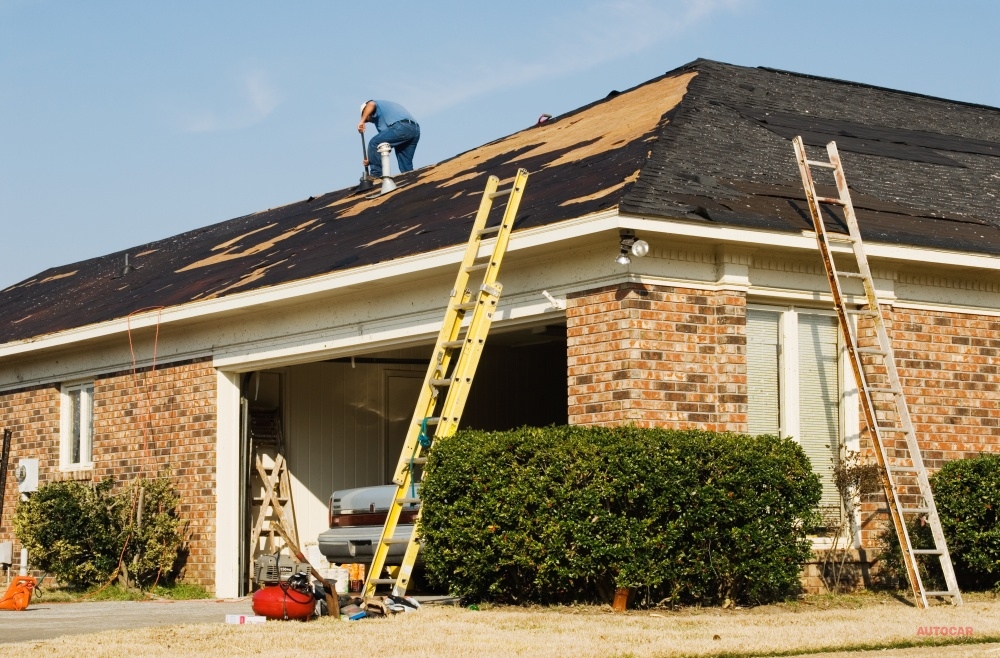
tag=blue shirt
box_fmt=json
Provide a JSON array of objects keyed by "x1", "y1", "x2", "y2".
[{"x1": 366, "y1": 100, "x2": 417, "y2": 133}]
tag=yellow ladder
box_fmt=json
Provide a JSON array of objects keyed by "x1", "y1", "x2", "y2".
[
  {"x1": 792, "y1": 137, "x2": 961, "y2": 608},
  {"x1": 363, "y1": 169, "x2": 530, "y2": 597}
]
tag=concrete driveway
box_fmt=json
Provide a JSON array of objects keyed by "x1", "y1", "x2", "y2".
[{"x1": 0, "y1": 598, "x2": 252, "y2": 643}]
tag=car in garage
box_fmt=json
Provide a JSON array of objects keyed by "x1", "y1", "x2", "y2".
[{"x1": 317, "y1": 484, "x2": 420, "y2": 564}]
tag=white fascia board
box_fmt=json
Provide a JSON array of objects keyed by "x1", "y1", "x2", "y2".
[
  {"x1": 618, "y1": 214, "x2": 1000, "y2": 271},
  {"x1": 0, "y1": 209, "x2": 620, "y2": 361}
]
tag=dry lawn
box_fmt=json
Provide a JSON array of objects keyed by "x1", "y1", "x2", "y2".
[{"x1": 13, "y1": 594, "x2": 1000, "y2": 657}]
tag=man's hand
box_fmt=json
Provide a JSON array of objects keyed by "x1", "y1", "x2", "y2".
[
  {"x1": 357, "y1": 120, "x2": 366, "y2": 133},
  {"x1": 363, "y1": 158, "x2": 369, "y2": 167}
]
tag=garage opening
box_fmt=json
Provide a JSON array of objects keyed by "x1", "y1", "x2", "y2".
[{"x1": 239, "y1": 322, "x2": 567, "y2": 593}]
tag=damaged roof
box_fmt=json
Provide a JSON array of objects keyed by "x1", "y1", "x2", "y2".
[{"x1": 4, "y1": 59, "x2": 1000, "y2": 345}]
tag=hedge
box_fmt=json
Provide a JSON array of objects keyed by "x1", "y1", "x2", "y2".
[
  {"x1": 419, "y1": 425, "x2": 821, "y2": 605},
  {"x1": 931, "y1": 453, "x2": 1000, "y2": 591}
]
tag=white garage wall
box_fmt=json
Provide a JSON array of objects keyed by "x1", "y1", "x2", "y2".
[{"x1": 281, "y1": 352, "x2": 426, "y2": 551}]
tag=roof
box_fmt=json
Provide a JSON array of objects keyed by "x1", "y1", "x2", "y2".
[{"x1": 3, "y1": 59, "x2": 1000, "y2": 345}]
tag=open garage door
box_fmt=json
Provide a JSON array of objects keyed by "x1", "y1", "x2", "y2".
[{"x1": 240, "y1": 322, "x2": 567, "y2": 582}]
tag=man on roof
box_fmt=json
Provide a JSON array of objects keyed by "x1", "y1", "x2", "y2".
[{"x1": 358, "y1": 100, "x2": 420, "y2": 178}]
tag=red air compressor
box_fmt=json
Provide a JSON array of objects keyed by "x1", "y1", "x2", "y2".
[{"x1": 251, "y1": 553, "x2": 315, "y2": 621}]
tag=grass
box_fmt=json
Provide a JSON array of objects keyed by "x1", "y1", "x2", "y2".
[
  {"x1": 11, "y1": 593, "x2": 1000, "y2": 657},
  {"x1": 31, "y1": 582, "x2": 213, "y2": 603}
]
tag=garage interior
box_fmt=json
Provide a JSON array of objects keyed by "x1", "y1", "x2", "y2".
[{"x1": 238, "y1": 321, "x2": 568, "y2": 594}]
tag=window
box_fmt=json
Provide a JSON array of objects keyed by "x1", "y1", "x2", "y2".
[
  {"x1": 61, "y1": 382, "x2": 94, "y2": 469},
  {"x1": 746, "y1": 307, "x2": 845, "y2": 520}
]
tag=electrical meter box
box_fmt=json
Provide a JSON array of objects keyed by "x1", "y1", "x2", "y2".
[{"x1": 16, "y1": 458, "x2": 38, "y2": 493}]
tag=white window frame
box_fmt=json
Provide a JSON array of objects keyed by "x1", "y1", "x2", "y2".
[
  {"x1": 60, "y1": 381, "x2": 95, "y2": 471},
  {"x1": 747, "y1": 303, "x2": 861, "y2": 542}
]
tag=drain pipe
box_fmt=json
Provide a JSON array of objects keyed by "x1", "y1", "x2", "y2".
[
  {"x1": 19, "y1": 547, "x2": 27, "y2": 576},
  {"x1": 377, "y1": 142, "x2": 398, "y2": 195}
]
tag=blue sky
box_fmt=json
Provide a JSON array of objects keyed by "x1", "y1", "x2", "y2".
[{"x1": 1, "y1": 0, "x2": 998, "y2": 290}]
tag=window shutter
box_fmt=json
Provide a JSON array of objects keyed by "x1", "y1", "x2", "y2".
[
  {"x1": 798, "y1": 314, "x2": 842, "y2": 518},
  {"x1": 746, "y1": 310, "x2": 781, "y2": 436}
]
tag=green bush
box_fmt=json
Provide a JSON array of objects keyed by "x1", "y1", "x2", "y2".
[
  {"x1": 419, "y1": 425, "x2": 821, "y2": 606},
  {"x1": 14, "y1": 475, "x2": 185, "y2": 590},
  {"x1": 932, "y1": 453, "x2": 1000, "y2": 591}
]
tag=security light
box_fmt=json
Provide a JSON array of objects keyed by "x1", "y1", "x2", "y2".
[{"x1": 616, "y1": 231, "x2": 648, "y2": 265}]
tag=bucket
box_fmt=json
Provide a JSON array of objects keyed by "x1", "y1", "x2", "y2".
[{"x1": 323, "y1": 567, "x2": 350, "y2": 594}]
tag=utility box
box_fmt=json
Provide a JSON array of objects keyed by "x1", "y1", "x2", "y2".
[
  {"x1": 0, "y1": 541, "x2": 12, "y2": 566},
  {"x1": 16, "y1": 458, "x2": 38, "y2": 493}
]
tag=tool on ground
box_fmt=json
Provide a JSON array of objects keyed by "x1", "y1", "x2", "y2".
[
  {"x1": 0, "y1": 575, "x2": 36, "y2": 611},
  {"x1": 792, "y1": 136, "x2": 962, "y2": 608},
  {"x1": 356, "y1": 132, "x2": 376, "y2": 194},
  {"x1": 363, "y1": 169, "x2": 531, "y2": 598},
  {"x1": 251, "y1": 552, "x2": 316, "y2": 620}
]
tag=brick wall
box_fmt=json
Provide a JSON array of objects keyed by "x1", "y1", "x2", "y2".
[
  {"x1": 567, "y1": 283, "x2": 747, "y2": 431},
  {"x1": 0, "y1": 357, "x2": 217, "y2": 589},
  {"x1": 854, "y1": 307, "x2": 1000, "y2": 547}
]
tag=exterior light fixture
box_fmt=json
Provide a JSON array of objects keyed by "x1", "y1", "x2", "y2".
[{"x1": 616, "y1": 231, "x2": 649, "y2": 265}]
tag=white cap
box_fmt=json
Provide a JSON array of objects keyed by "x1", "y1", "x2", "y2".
[{"x1": 360, "y1": 101, "x2": 370, "y2": 114}]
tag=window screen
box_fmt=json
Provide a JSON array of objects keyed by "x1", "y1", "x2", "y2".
[
  {"x1": 746, "y1": 310, "x2": 781, "y2": 436},
  {"x1": 798, "y1": 314, "x2": 842, "y2": 516}
]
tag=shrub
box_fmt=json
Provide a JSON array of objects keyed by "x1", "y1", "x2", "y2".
[
  {"x1": 932, "y1": 453, "x2": 1000, "y2": 591},
  {"x1": 419, "y1": 425, "x2": 821, "y2": 606},
  {"x1": 873, "y1": 453, "x2": 1000, "y2": 593},
  {"x1": 14, "y1": 475, "x2": 185, "y2": 590},
  {"x1": 12, "y1": 479, "x2": 120, "y2": 589}
]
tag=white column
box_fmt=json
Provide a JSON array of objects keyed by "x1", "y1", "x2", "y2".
[{"x1": 215, "y1": 369, "x2": 241, "y2": 599}]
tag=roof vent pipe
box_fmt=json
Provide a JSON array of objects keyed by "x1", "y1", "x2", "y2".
[{"x1": 377, "y1": 142, "x2": 397, "y2": 195}]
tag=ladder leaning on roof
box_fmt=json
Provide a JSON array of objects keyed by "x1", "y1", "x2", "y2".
[
  {"x1": 362, "y1": 169, "x2": 530, "y2": 598},
  {"x1": 792, "y1": 136, "x2": 962, "y2": 609}
]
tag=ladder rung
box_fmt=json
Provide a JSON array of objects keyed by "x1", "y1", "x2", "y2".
[
  {"x1": 806, "y1": 159, "x2": 836, "y2": 169},
  {"x1": 868, "y1": 387, "x2": 901, "y2": 394},
  {"x1": 476, "y1": 225, "x2": 502, "y2": 237},
  {"x1": 442, "y1": 339, "x2": 467, "y2": 349},
  {"x1": 901, "y1": 507, "x2": 931, "y2": 514},
  {"x1": 465, "y1": 262, "x2": 491, "y2": 273},
  {"x1": 382, "y1": 538, "x2": 411, "y2": 545},
  {"x1": 417, "y1": 417, "x2": 440, "y2": 425},
  {"x1": 888, "y1": 465, "x2": 917, "y2": 472},
  {"x1": 875, "y1": 426, "x2": 907, "y2": 433},
  {"x1": 857, "y1": 348, "x2": 886, "y2": 355},
  {"x1": 410, "y1": 457, "x2": 428, "y2": 465},
  {"x1": 371, "y1": 578, "x2": 397, "y2": 585},
  {"x1": 837, "y1": 271, "x2": 867, "y2": 279},
  {"x1": 911, "y1": 549, "x2": 944, "y2": 555},
  {"x1": 488, "y1": 188, "x2": 512, "y2": 199},
  {"x1": 924, "y1": 591, "x2": 961, "y2": 597},
  {"x1": 430, "y1": 378, "x2": 453, "y2": 387},
  {"x1": 846, "y1": 309, "x2": 879, "y2": 317},
  {"x1": 816, "y1": 196, "x2": 845, "y2": 206},
  {"x1": 396, "y1": 498, "x2": 421, "y2": 505},
  {"x1": 453, "y1": 302, "x2": 477, "y2": 311},
  {"x1": 826, "y1": 234, "x2": 855, "y2": 243}
]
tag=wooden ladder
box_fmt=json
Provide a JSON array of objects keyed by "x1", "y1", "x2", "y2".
[{"x1": 792, "y1": 136, "x2": 962, "y2": 608}]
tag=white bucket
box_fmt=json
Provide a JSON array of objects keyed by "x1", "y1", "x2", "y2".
[{"x1": 322, "y1": 567, "x2": 350, "y2": 594}]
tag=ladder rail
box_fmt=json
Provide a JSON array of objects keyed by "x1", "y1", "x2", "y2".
[
  {"x1": 364, "y1": 169, "x2": 530, "y2": 598},
  {"x1": 792, "y1": 137, "x2": 961, "y2": 607}
]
